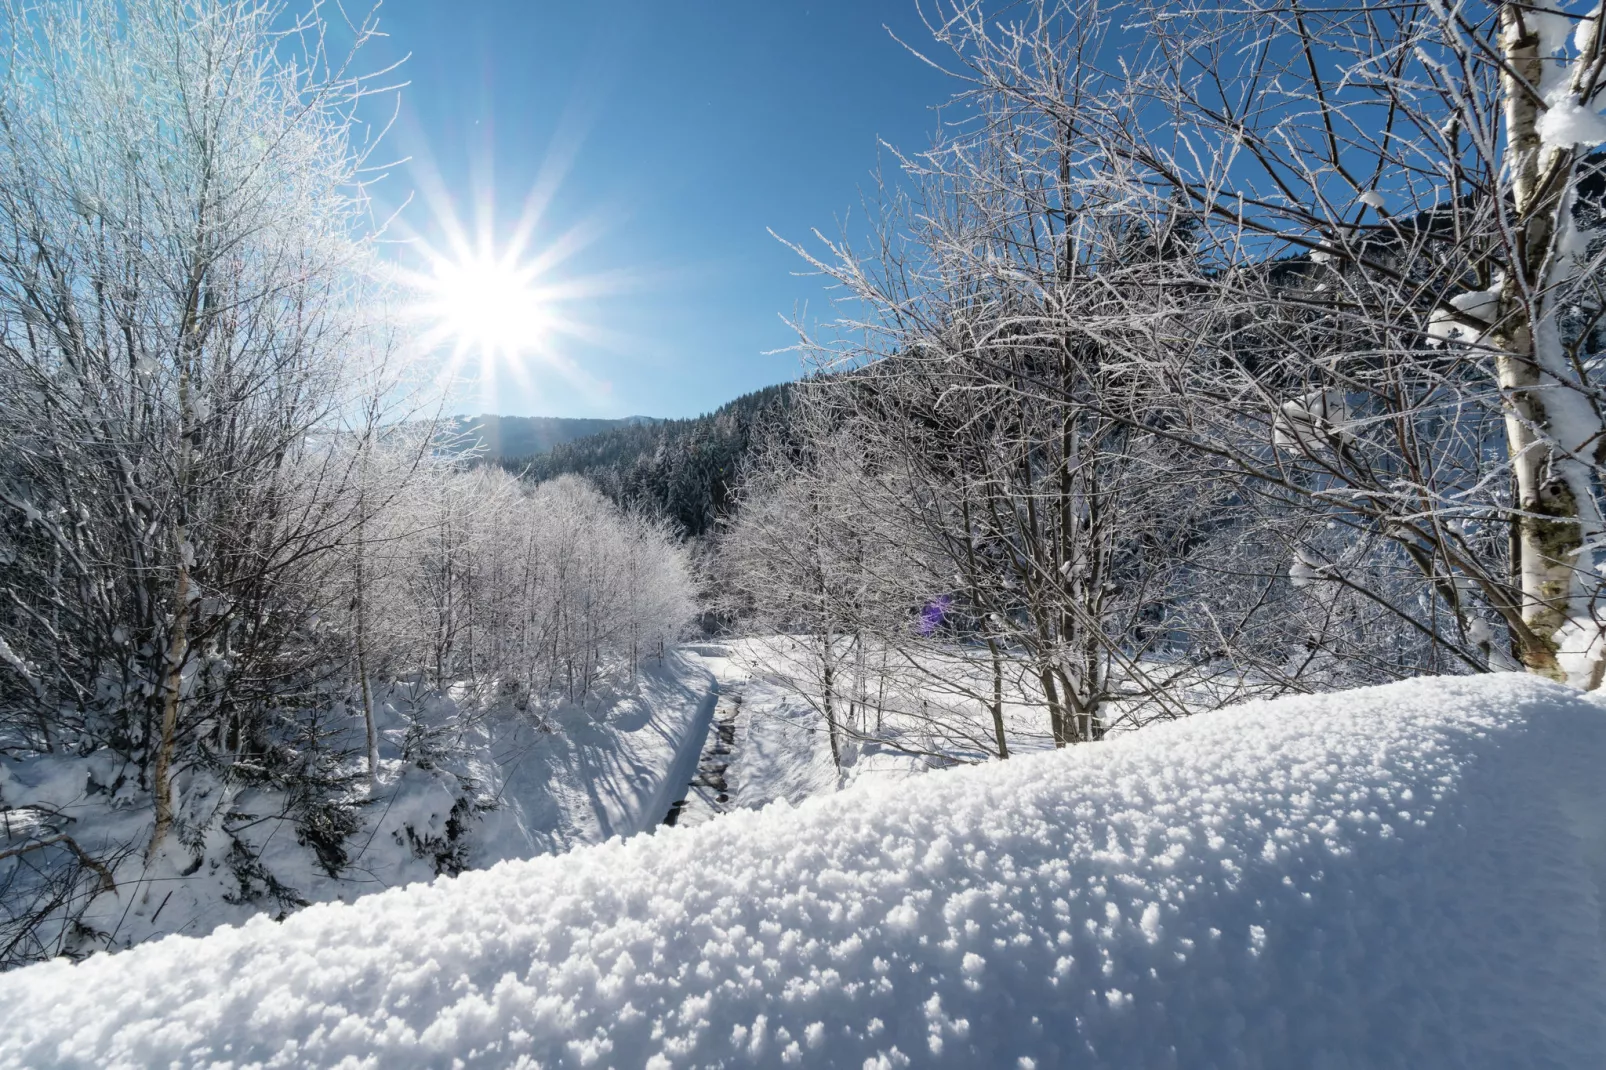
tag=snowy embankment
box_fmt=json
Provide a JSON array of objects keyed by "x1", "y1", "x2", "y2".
[
  {"x1": 3, "y1": 675, "x2": 1604, "y2": 1068},
  {"x1": 0, "y1": 650, "x2": 716, "y2": 957},
  {"x1": 469, "y1": 649, "x2": 717, "y2": 861}
]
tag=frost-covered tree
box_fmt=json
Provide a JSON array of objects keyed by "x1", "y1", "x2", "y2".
[
  {"x1": 362, "y1": 467, "x2": 697, "y2": 713},
  {"x1": 781, "y1": 0, "x2": 1606, "y2": 702},
  {"x1": 0, "y1": 0, "x2": 700, "y2": 968},
  {"x1": 720, "y1": 432, "x2": 881, "y2": 770},
  {"x1": 0, "y1": 0, "x2": 443, "y2": 966},
  {"x1": 761, "y1": 33, "x2": 1264, "y2": 742},
  {"x1": 935, "y1": 0, "x2": 1606, "y2": 683},
  {"x1": 0, "y1": 0, "x2": 410, "y2": 859}
]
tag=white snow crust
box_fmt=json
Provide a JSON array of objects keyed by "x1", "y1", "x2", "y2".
[{"x1": 2, "y1": 674, "x2": 1603, "y2": 1068}]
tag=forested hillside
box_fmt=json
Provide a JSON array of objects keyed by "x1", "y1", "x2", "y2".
[
  {"x1": 512, "y1": 384, "x2": 794, "y2": 537},
  {"x1": 449, "y1": 414, "x2": 657, "y2": 460}
]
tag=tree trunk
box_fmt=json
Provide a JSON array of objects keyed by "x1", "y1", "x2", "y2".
[
  {"x1": 354, "y1": 500, "x2": 378, "y2": 785},
  {"x1": 1040, "y1": 663, "x2": 1068, "y2": 747},
  {"x1": 821, "y1": 639, "x2": 842, "y2": 771},
  {"x1": 958, "y1": 494, "x2": 1010, "y2": 757},
  {"x1": 147, "y1": 362, "x2": 193, "y2": 862},
  {"x1": 1497, "y1": 4, "x2": 1600, "y2": 680},
  {"x1": 987, "y1": 635, "x2": 1008, "y2": 758}
]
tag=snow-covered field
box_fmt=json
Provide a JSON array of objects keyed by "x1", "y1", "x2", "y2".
[
  {"x1": 692, "y1": 637, "x2": 1056, "y2": 811},
  {"x1": 2, "y1": 673, "x2": 1600, "y2": 1068},
  {"x1": 701, "y1": 636, "x2": 1234, "y2": 811}
]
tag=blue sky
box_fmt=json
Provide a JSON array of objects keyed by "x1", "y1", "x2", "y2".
[{"x1": 361, "y1": 1, "x2": 952, "y2": 420}]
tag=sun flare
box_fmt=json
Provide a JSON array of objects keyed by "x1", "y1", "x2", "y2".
[
  {"x1": 423, "y1": 253, "x2": 551, "y2": 359},
  {"x1": 394, "y1": 163, "x2": 644, "y2": 411}
]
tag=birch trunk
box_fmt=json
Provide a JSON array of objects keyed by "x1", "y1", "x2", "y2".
[
  {"x1": 354, "y1": 486, "x2": 378, "y2": 785},
  {"x1": 1497, "y1": 4, "x2": 1606, "y2": 681}
]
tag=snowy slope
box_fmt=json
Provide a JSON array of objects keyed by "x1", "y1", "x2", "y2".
[
  {"x1": 468, "y1": 649, "x2": 717, "y2": 862},
  {"x1": 0, "y1": 650, "x2": 716, "y2": 959},
  {"x1": 1, "y1": 675, "x2": 1603, "y2": 1069}
]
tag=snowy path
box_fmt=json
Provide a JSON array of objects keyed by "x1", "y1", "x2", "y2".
[
  {"x1": 638, "y1": 674, "x2": 717, "y2": 829},
  {"x1": 662, "y1": 686, "x2": 743, "y2": 828},
  {"x1": 447, "y1": 647, "x2": 722, "y2": 864}
]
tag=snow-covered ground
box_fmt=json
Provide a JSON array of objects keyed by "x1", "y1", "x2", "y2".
[
  {"x1": 0, "y1": 649, "x2": 717, "y2": 958},
  {"x1": 467, "y1": 650, "x2": 716, "y2": 861},
  {"x1": 684, "y1": 637, "x2": 1047, "y2": 812},
  {"x1": 700, "y1": 636, "x2": 1170, "y2": 810},
  {"x1": 3, "y1": 673, "x2": 1601, "y2": 1068},
  {"x1": 711, "y1": 634, "x2": 1344, "y2": 820}
]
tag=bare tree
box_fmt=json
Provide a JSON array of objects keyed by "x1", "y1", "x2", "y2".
[
  {"x1": 899, "y1": 0, "x2": 1606, "y2": 684},
  {"x1": 764, "y1": 0, "x2": 1606, "y2": 735},
  {"x1": 0, "y1": 0, "x2": 407, "y2": 858}
]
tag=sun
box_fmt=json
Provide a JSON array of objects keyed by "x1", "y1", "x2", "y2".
[
  {"x1": 387, "y1": 155, "x2": 647, "y2": 411},
  {"x1": 421, "y1": 251, "x2": 551, "y2": 360}
]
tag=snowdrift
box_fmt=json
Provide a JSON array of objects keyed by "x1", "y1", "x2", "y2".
[{"x1": 2, "y1": 675, "x2": 1603, "y2": 1068}]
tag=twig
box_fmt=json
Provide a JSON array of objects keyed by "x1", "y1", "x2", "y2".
[{"x1": 0, "y1": 835, "x2": 116, "y2": 893}]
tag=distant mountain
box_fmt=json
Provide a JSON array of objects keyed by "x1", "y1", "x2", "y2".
[
  {"x1": 450, "y1": 414, "x2": 660, "y2": 460},
  {"x1": 507, "y1": 384, "x2": 796, "y2": 538}
]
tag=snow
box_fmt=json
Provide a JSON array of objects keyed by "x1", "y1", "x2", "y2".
[
  {"x1": 1534, "y1": 3, "x2": 1606, "y2": 149},
  {"x1": 1288, "y1": 547, "x2": 1328, "y2": 589},
  {"x1": 1533, "y1": 4, "x2": 1579, "y2": 94},
  {"x1": 673, "y1": 642, "x2": 861, "y2": 810},
  {"x1": 1273, "y1": 387, "x2": 1351, "y2": 451},
  {"x1": 1553, "y1": 616, "x2": 1606, "y2": 689},
  {"x1": 467, "y1": 651, "x2": 717, "y2": 859},
  {"x1": 698, "y1": 637, "x2": 1060, "y2": 810},
  {"x1": 1427, "y1": 282, "x2": 1502, "y2": 345},
  {"x1": 0, "y1": 650, "x2": 717, "y2": 955},
  {"x1": 1537, "y1": 95, "x2": 1606, "y2": 149},
  {"x1": 2, "y1": 674, "x2": 1603, "y2": 1068}
]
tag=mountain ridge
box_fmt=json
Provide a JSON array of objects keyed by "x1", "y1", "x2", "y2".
[
  {"x1": 506, "y1": 383, "x2": 796, "y2": 537},
  {"x1": 448, "y1": 413, "x2": 662, "y2": 460}
]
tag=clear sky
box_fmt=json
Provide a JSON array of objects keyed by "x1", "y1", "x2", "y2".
[{"x1": 361, "y1": 1, "x2": 953, "y2": 420}]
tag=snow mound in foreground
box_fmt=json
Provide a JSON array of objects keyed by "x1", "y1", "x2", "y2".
[{"x1": 2, "y1": 676, "x2": 1604, "y2": 1069}]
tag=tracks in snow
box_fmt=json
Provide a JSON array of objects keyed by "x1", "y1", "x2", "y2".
[{"x1": 662, "y1": 687, "x2": 742, "y2": 828}]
